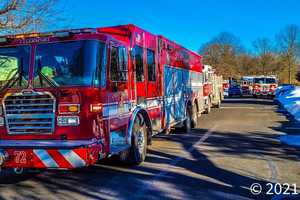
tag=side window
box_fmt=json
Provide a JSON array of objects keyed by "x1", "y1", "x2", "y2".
[
  {"x1": 134, "y1": 45, "x2": 144, "y2": 82},
  {"x1": 118, "y1": 46, "x2": 128, "y2": 81},
  {"x1": 110, "y1": 46, "x2": 128, "y2": 82},
  {"x1": 110, "y1": 46, "x2": 118, "y2": 81},
  {"x1": 147, "y1": 49, "x2": 156, "y2": 82}
]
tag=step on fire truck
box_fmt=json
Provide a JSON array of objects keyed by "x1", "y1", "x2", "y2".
[{"x1": 0, "y1": 24, "x2": 216, "y2": 171}]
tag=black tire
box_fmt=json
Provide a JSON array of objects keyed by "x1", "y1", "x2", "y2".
[
  {"x1": 216, "y1": 98, "x2": 221, "y2": 108},
  {"x1": 191, "y1": 104, "x2": 198, "y2": 128},
  {"x1": 126, "y1": 114, "x2": 147, "y2": 165},
  {"x1": 163, "y1": 127, "x2": 171, "y2": 135},
  {"x1": 220, "y1": 92, "x2": 224, "y2": 101},
  {"x1": 204, "y1": 98, "x2": 211, "y2": 114},
  {"x1": 183, "y1": 106, "x2": 192, "y2": 133},
  {"x1": 26, "y1": 169, "x2": 43, "y2": 174}
]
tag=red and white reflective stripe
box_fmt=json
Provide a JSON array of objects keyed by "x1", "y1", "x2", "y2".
[
  {"x1": 33, "y1": 149, "x2": 59, "y2": 168},
  {"x1": 33, "y1": 149, "x2": 86, "y2": 169},
  {"x1": 59, "y1": 150, "x2": 86, "y2": 168}
]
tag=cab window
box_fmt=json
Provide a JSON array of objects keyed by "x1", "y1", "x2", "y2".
[
  {"x1": 147, "y1": 49, "x2": 156, "y2": 82},
  {"x1": 134, "y1": 45, "x2": 144, "y2": 82},
  {"x1": 110, "y1": 46, "x2": 128, "y2": 82}
]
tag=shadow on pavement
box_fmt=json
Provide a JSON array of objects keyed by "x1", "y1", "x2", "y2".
[
  {"x1": 0, "y1": 129, "x2": 291, "y2": 200},
  {"x1": 0, "y1": 98, "x2": 298, "y2": 200},
  {"x1": 223, "y1": 98, "x2": 275, "y2": 106}
]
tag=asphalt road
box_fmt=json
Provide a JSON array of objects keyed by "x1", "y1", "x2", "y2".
[{"x1": 0, "y1": 98, "x2": 299, "y2": 200}]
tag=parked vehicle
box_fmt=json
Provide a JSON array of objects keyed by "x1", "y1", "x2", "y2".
[
  {"x1": 253, "y1": 76, "x2": 278, "y2": 97},
  {"x1": 0, "y1": 24, "x2": 211, "y2": 171},
  {"x1": 241, "y1": 80, "x2": 251, "y2": 95},
  {"x1": 228, "y1": 85, "x2": 242, "y2": 97},
  {"x1": 274, "y1": 84, "x2": 295, "y2": 101},
  {"x1": 241, "y1": 76, "x2": 254, "y2": 95},
  {"x1": 202, "y1": 65, "x2": 223, "y2": 113},
  {"x1": 223, "y1": 80, "x2": 230, "y2": 97}
]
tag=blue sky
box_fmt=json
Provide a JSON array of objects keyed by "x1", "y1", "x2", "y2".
[{"x1": 63, "y1": 0, "x2": 300, "y2": 52}]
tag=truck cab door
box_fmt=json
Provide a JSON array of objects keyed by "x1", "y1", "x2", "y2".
[
  {"x1": 145, "y1": 48, "x2": 161, "y2": 131},
  {"x1": 107, "y1": 44, "x2": 131, "y2": 153},
  {"x1": 133, "y1": 45, "x2": 147, "y2": 105}
]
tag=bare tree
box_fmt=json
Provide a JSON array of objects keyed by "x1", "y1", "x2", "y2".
[
  {"x1": 253, "y1": 38, "x2": 273, "y2": 55},
  {"x1": 0, "y1": 0, "x2": 67, "y2": 34},
  {"x1": 237, "y1": 54, "x2": 258, "y2": 76},
  {"x1": 201, "y1": 32, "x2": 244, "y2": 55},
  {"x1": 277, "y1": 25, "x2": 300, "y2": 84},
  {"x1": 253, "y1": 37, "x2": 275, "y2": 74},
  {"x1": 198, "y1": 26, "x2": 300, "y2": 84},
  {"x1": 199, "y1": 32, "x2": 244, "y2": 79}
]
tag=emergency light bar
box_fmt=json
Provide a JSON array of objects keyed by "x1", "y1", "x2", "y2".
[
  {"x1": 53, "y1": 28, "x2": 97, "y2": 38},
  {"x1": 0, "y1": 28, "x2": 98, "y2": 42}
]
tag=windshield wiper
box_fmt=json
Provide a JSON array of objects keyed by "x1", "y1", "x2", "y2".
[
  {"x1": 0, "y1": 59, "x2": 25, "y2": 93},
  {"x1": 0, "y1": 71, "x2": 19, "y2": 93},
  {"x1": 37, "y1": 59, "x2": 59, "y2": 89}
]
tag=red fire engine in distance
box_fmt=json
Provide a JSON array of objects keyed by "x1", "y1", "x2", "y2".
[{"x1": 0, "y1": 24, "x2": 220, "y2": 171}]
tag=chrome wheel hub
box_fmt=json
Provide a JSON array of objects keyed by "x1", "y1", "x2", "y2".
[{"x1": 137, "y1": 129, "x2": 145, "y2": 154}]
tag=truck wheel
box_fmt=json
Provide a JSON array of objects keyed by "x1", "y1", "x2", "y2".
[
  {"x1": 127, "y1": 114, "x2": 147, "y2": 165},
  {"x1": 216, "y1": 99, "x2": 221, "y2": 108},
  {"x1": 191, "y1": 104, "x2": 198, "y2": 128},
  {"x1": 163, "y1": 127, "x2": 171, "y2": 135},
  {"x1": 183, "y1": 106, "x2": 192, "y2": 133},
  {"x1": 204, "y1": 99, "x2": 211, "y2": 114}
]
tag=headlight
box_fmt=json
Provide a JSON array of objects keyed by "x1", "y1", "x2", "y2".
[
  {"x1": 58, "y1": 104, "x2": 80, "y2": 114},
  {"x1": 57, "y1": 116, "x2": 80, "y2": 126}
]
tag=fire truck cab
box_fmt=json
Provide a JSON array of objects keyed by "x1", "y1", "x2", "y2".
[
  {"x1": 253, "y1": 76, "x2": 278, "y2": 97},
  {"x1": 0, "y1": 24, "x2": 205, "y2": 170}
]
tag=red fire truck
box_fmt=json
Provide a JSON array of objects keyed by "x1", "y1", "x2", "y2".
[
  {"x1": 253, "y1": 76, "x2": 278, "y2": 97},
  {"x1": 0, "y1": 24, "x2": 206, "y2": 171},
  {"x1": 202, "y1": 65, "x2": 223, "y2": 113}
]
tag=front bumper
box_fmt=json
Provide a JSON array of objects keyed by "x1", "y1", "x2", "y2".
[
  {"x1": 254, "y1": 91, "x2": 275, "y2": 96},
  {"x1": 0, "y1": 139, "x2": 102, "y2": 169}
]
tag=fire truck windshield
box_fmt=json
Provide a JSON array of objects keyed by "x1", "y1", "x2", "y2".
[
  {"x1": 265, "y1": 78, "x2": 276, "y2": 84},
  {"x1": 254, "y1": 77, "x2": 276, "y2": 84},
  {"x1": 34, "y1": 40, "x2": 104, "y2": 87},
  {"x1": 254, "y1": 78, "x2": 265, "y2": 84},
  {"x1": 0, "y1": 45, "x2": 30, "y2": 90}
]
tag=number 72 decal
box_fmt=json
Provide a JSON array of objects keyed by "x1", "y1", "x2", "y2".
[{"x1": 14, "y1": 151, "x2": 27, "y2": 164}]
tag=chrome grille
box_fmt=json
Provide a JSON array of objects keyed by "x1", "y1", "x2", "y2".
[{"x1": 3, "y1": 91, "x2": 56, "y2": 134}]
